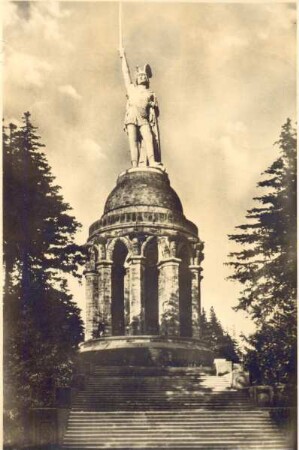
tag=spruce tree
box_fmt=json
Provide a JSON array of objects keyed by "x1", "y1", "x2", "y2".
[
  {"x1": 4, "y1": 112, "x2": 84, "y2": 290},
  {"x1": 200, "y1": 307, "x2": 239, "y2": 362},
  {"x1": 227, "y1": 119, "x2": 296, "y2": 385},
  {"x1": 199, "y1": 307, "x2": 210, "y2": 341},
  {"x1": 3, "y1": 113, "x2": 85, "y2": 445}
]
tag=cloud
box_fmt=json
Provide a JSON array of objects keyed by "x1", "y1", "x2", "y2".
[
  {"x1": 81, "y1": 138, "x2": 107, "y2": 162},
  {"x1": 59, "y1": 85, "x2": 82, "y2": 100},
  {"x1": 4, "y1": 2, "x2": 73, "y2": 47},
  {"x1": 3, "y1": 2, "x2": 19, "y2": 27},
  {"x1": 39, "y1": 2, "x2": 71, "y2": 20},
  {"x1": 23, "y1": 5, "x2": 61, "y2": 42},
  {"x1": 215, "y1": 120, "x2": 270, "y2": 201},
  {"x1": 5, "y1": 51, "x2": 52, "y2": 88}
]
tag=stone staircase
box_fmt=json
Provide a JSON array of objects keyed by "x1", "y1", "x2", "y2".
[{"x1": 62, "y1": 366, "x2": 292, "y2": 450}]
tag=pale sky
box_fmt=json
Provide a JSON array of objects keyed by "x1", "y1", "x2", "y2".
[{"x1": 3, "y1": 1, "x2": 296, "y2": 340}]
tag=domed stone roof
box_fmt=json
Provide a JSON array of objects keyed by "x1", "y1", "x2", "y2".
[
  {"x1": 88, "y1": 166, "x2": 198, "y2": 239},
  {"x1": 104, "y1": 167, "x2": 183, "y2": 214}
]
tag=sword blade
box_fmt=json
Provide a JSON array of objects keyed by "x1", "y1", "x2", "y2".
[{"x1": 119, "y1": 2, "x2": 123, "y2": 50}]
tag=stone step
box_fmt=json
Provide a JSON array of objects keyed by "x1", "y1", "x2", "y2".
[
  {"x1": 73, "y1": 400, "x2": 252, "y2": 404},
  {"x1": 67, "y1": 412, "x2": 274, "y2": 417},
  {"x1": 73, "y1": 400, "x2": 251, "y2": 404},
  {"x1": 63, "y1": 434, "x2": 288, "y2": 441},
  {"x1": 82, "y1": 387, "x2": 235, "y2": 392},
  {"x1": 86, "y1": 384, "x2": 234, "y2": 387},
  {"x1": 63, "y1": 445, "x2": 290, "y2": 449},
  {"x1": 78, "y1": 390, "x2": 240, "y2": 394},
  {"x1": 63, "y1": 438, "x2": 290, "y2": 447},
  {"x1": 67, "y1": 417, "x2": 277, "y2": 422},
  {"x1": 75, "y1": 394, "x2": 246, "y2": 398},
  {"x1": 91, "y1": 366, "x2": 214, "y2": 373},
  {"x1": 64, "y1": 438, "x2": 288, "y2": 443},
  {"x1": 84, "y1": 379, "x2": 234, "y2": 382},
  {"x1": 65, "y1": 427, "x2": 282, "y2": 434},
  {"x1": 72, "y1": 404, "x2": 256, "y2": 410},
  {"x1": 66, "y1": 411, "x2": 276, "y2": 416},
  {"x1": 62, "y1": 371, "x2": 290, "y2": 450},
  {"x1": 63, "y1": 446, "x2": 292, "y2": 450}
]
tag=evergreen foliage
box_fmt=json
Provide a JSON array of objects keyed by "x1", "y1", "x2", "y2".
[
  {"x1": 3, "y1": 113, "x2": 85, "y2": 445},
  {"x1": 227, "y1": 119, "x2": 297, "y2": 385},
  {"x1": 3, "y1": 112, "x2": 84, "y2": 290},
  {"x1": 200, "y1": 307, "x2": 239, "y2": 362}
]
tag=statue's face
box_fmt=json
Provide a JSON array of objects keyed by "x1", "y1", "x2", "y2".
[{"x1": 136, "y1": 72, "x2": 148, "y2": 85}]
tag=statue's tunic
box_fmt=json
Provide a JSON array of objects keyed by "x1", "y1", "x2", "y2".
[{"x1": 124, "y1": 84, "x2": 158, "y2": 128}]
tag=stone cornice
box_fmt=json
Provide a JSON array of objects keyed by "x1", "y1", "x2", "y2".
[
  {"x1": 96, "y1": 260, "x2": 113, "y2": 268},
  {"x1": 127, "y1": 255, "x2": 146, "y2": 263},
  {"x1": 89, "y1": 214, "x2": 198, "y2": 240},
  {"x1": 157, "y1": 257, "x2": 181, "y2": 267},
  {"x1": 189, "y1": 265, "x2": 203, "y2": 271}
]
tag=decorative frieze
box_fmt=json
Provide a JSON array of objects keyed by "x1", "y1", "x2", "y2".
[{"x1": 89, "y1": 209, "x2": 198, "y2": 238}]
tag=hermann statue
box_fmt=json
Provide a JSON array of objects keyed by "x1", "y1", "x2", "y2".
[{"x1": 119, "y1": 47, "x2": 161, "y2": 168}]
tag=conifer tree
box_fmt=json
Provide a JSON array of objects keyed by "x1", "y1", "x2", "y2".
[
  {"x1": 208, "y1": 306, "x2": 224, "y2": 347},
  {"x1": 3, "y1": 113, "x2": 85, "y2": 445},
  {"x1": 199, "y1": 307, "x2": 209, "y2": 341},
  {"x1": 227, "y1": 119, "x2": 297, "y2": 385},
  {"x1": 199, "y1": 307, "x2": 239, "y2": 362},
  {"x1": 4, "y1": 112, "x2": 84, "y2": 291}
]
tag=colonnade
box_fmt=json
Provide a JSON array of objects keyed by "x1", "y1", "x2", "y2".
[{"x1": 84, "y1": 236, "x2": 203, "y2": 341}]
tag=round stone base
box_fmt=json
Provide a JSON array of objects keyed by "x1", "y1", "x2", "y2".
[{"x1": 79, "y1": 336, "x2": 214, "y2": 368}]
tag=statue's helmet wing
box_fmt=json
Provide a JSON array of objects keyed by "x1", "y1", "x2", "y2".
[
  {"x1": 144, "y1": 64, "x2": 152, "y2": 79},
  {"x1": 135, "y1": 64, "x2": 152, "y2": 79}
]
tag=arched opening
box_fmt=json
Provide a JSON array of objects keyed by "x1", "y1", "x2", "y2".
[
  {"x1": 144, "y1": 238, "x2": 159, "y2": 335},
  {"x1": 111, "y1": 240, "x2": 128, "y2": 336},
  {"x1": 178, "y1": 244, "x2": 192, "y2": 337}
]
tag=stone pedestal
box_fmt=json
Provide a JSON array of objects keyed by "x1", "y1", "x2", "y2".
[
  {"x1": 84, "y1": 270, "x2": 98, "y2": 341},
  {"x1": 158, "y1": 258, "x2": 180, "y2": 336},
  {"x1": 97, "y1": 260, "x2": 113, "y2": 336},
  {"x1": 128, "y1": 256, "x2": 145, "y2": 334},
  {"x1": 189, "y1": 265, "x2": 202, "y2": 338}
]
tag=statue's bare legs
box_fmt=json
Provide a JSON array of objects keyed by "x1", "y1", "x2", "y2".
[
  {"x1": 127, "y1": 124, "x2": 139, "y2": 167},
  {"x1": 127, "y1": 124, "x2": 155, "y2": 167},
  {"x1": 140, "y1": 124, "x2": 155, "y2": 166}
]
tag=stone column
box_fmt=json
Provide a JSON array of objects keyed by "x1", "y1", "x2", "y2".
[
  {"x1": 189, "y1": 265, "x2": 202, "y2": 338},
  {"x1": 158, "y1": 258, "x2": 181, "y2": 336},
  {"x1": 124, "y1": 264, "x2": 130, "y2": 335},
  {"x1": 84, "y1": 269, "x2": 98, "y2": 341},
  {"x1": 128, "y1": 256, "x2": 145, "y2": 335},
  {"x1": 96, "y1": 260, "x2": 113, "y2": 337}
]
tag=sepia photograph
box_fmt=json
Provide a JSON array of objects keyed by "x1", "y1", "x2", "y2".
[{"x1": 2, "y1": 1, "x2": 297, "y2": 449}]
